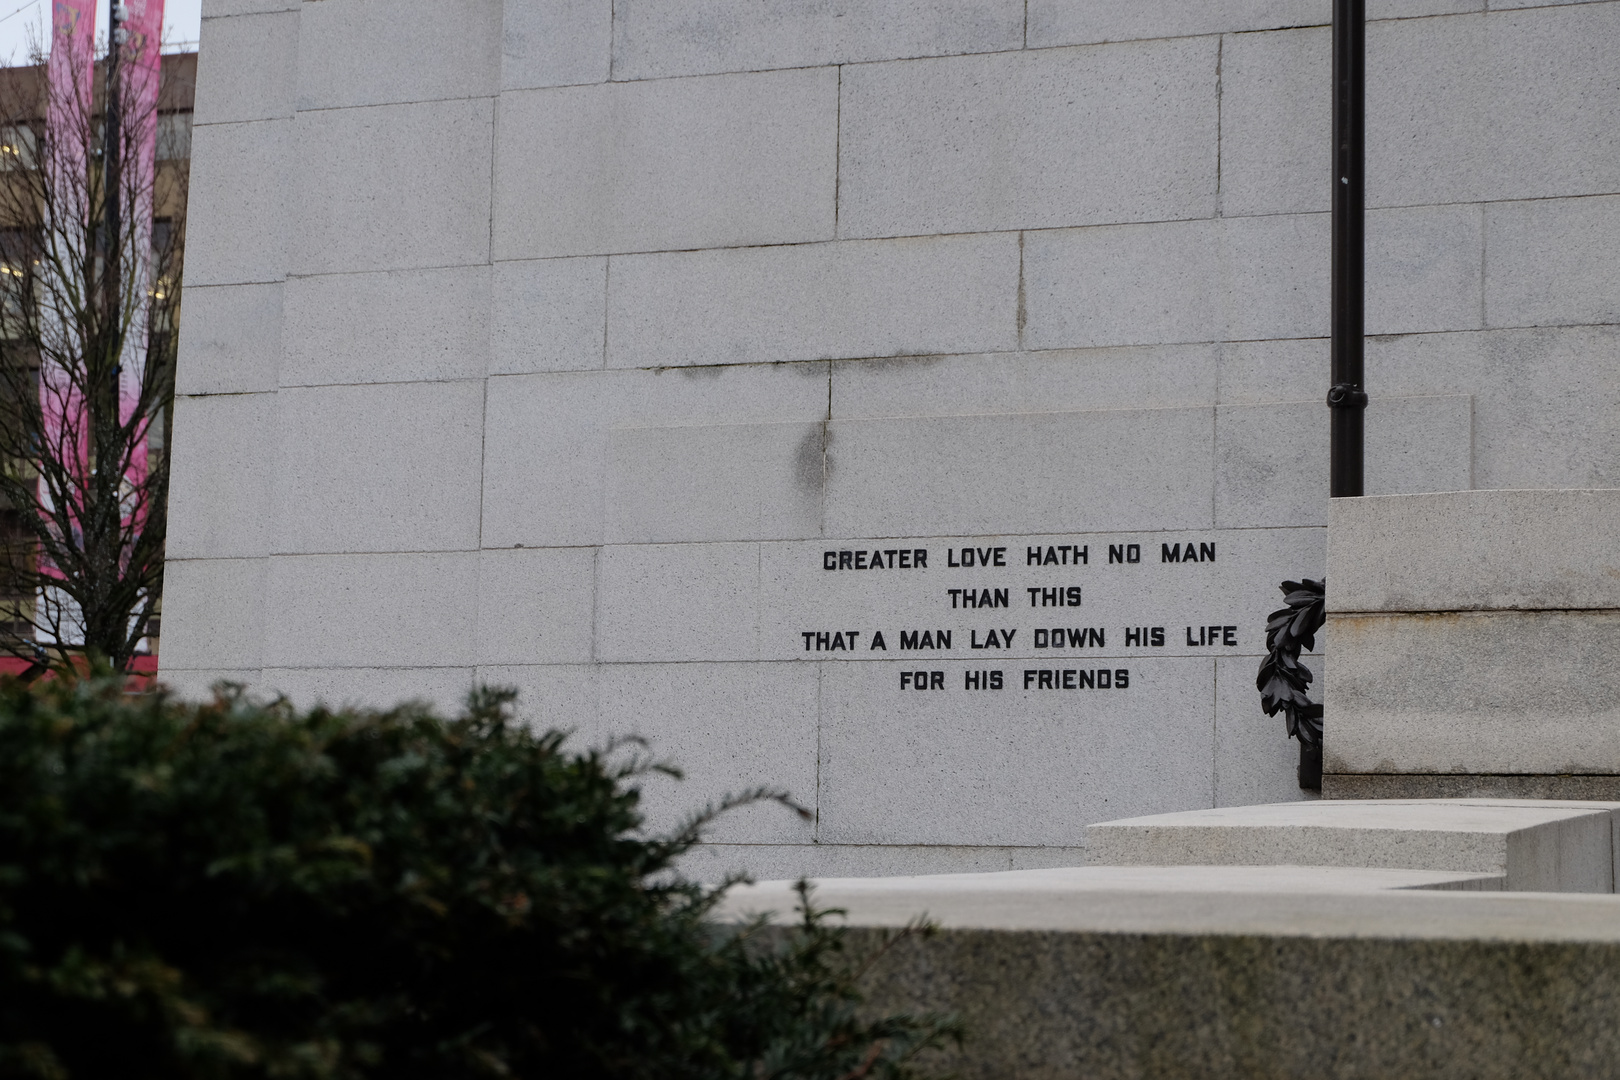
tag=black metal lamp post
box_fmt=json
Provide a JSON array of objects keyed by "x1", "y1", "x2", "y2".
[
  {"x1": 1261, "y1": 1, "x2": 1365, "y2": 791},
  {"x1": 1328, "y1": 0, "x2": 1366, "y2": 497}
]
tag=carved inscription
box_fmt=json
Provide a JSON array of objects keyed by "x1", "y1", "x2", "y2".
[{"x1": 799, "y1": 536, "x2": 1246, "y2": 692}]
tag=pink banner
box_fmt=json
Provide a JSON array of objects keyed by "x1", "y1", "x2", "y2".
[
  {"x1": 38, "y1": 0, "x2": 97, "y2": 597},
  {"x1": 117, "y1": 0, "x2": 165, "y2": 497}
]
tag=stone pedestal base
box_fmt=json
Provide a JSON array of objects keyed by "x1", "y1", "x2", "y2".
[{"x1": 1324, "y1": 773, "x2": 1620, "y2": 801}]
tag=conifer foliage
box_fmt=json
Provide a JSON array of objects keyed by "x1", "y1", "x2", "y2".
[{"x1": 0, "y1": 678, "x2": 958, "y2": 1078}]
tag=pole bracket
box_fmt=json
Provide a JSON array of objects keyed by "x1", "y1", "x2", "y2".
[{"x1": 1326, "y1": 383, "x2": 1368, "y2": 410}]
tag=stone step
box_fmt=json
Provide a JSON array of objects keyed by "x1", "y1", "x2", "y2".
[
  {"x1": 719, "y1": 865, "x2": 1506, "y2": 925},
  {"x1": 1085, "y1": 799, "x2": 1620, "y2": 892},
  {"x1": 716, "y1": 882, "x2": 1620, "y2": 1079}
]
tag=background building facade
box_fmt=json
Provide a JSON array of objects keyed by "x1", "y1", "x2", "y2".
[{"x1": 164, "y1": 0, "x2": 1620, "y2": 877}]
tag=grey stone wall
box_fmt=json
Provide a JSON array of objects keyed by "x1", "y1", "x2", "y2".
[{"x1": 163, "y1": 0, "x2": 1620, "y2": 878}]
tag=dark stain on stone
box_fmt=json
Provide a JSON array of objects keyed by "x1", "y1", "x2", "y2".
[{"x1": 795, "y1": 424, "x2": 827, "y2": 495}]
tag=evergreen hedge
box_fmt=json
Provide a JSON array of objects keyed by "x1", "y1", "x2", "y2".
[{"x1": 0, "y1": 677, "x2": 958, "y2": 1079}]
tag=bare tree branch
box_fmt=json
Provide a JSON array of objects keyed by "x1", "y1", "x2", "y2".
[{"x1": 0, "y1": 40, "x2": 185, "y2": 673}]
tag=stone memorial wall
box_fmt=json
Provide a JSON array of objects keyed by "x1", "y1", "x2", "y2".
[{"x1": 163, "y1": 0, "x2": 1620, "y2": 877}]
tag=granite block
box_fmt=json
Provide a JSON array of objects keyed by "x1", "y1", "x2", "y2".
[
  {"x1": 166, "y1": 393, "x2": 274, "y2": 559},
  {"x1": 1217, "y1": 25, "x2": 1328, "y2": 218},
  {"x1": 723, "y1": 867, "x2": 1508, "y2": 922},
  {"x1": 257, "y1": 666, "x2": 476, "y2": 714},
  {"x1": 605, "y1": 234, "x2": 1019, "y2": 368},
  {"x1": 681, "y1": 845, "x2": 1084, "y2": 884},
  {"x1": 1486, "y1": 195, "x2": 1620, "y2": 329},
  {"x1": 194, "y1": 11, "x2": 298, "y2": 125},
  {"x1": 491, "y1": 257, "x2": 606, "y2": 374},
  {"x1": 475, "y1": 547, "x2": 597, "y2": 667},
  {"x1": 1325, "y1": 610, "x2": 1620, "y2": 776},
  {"x1": 823, "y1": 406, "x2": 1217, "y2": 538},
  {"x1": 1368, "y1": 204, "x2": 1484, "y2": 335},
  {"x1": 1087, "y1": 800, "x2": 1616, "y2": 891},
  {"x1": 1368, "y1": 6, "x2": 1620, "y2": 207},
  {"x1": 594, "y1": 662, "x2": 820, "y2": 844},
  {"x1": 1326, "y1": 775, "x2": 1620, "y2": 801},
  {"x1": 1022, "y1": 214, "x2": 1327, "y2": 350},
  {"x1": 157, "y1": 669, "x2": 263, "y2": 700},
  {"x1": 831, "y1": 345, "x2": 1220, "y2": 421},
  {"x1": 1215, "y1": 655, "x2": 1318, "y2": 808},
  {"x1": 174, "y1": 283, "x2": 283, "y2": 396},
  {"x1": 493, "y1": 69, "x2": 837, "y2": 259},
  {"x1": 1215, "y1": 337, "x2": 1327, "y2": 406},
  {"x1": 822, "y1": 896, "x2": 1620, "y2": 1079},
  {"x1": 281, "y1": 265, "x2": 489, "y2": 383},
  {"x1": 1365, "y1": 326, "x2": 1620, "y2": 491},
  {"x1": 480, "y1": 364, "x2": 829, "y2": 548},
  {"x1": 295, "y1": 0, "x2": 500, "y2": 110},
  {"x1": 1214, "y1": 395, "x2": 1471, "y2": 529},
  {"x1": 281, "y1": 266, "x2": 490, "y2": 386},
  {"x1": 158, "y1": 558, "x2": 266, "y2": 672},
  {"x1": 817, "y1": 657, "x2": 1217, "y2": 846},
  {"x1": 202, "y1": 0, "x2": 298, "y2": 14},
  {"x1": 595, "y1": 543, "x2": 759, "y2": 663},
  {"x1": 611, "y1": 0, "x2": 1024, "y2": 81},
  {"x1": 1328, "y1": 490, "x2": 1620, "y2": 613},
  {"x1": 1027, "y1": 0, "x2": 1329, "y2": 48},
  {"x1": 292, "y1": 98, "x2": 493, "y2": 276},
  {"x1": 502, "y1": 0, "x2": 611, "y2": 90},
  {"x1": 837, "y1": 40, "x2": 1217, "y2": 239},
  {"x1": 270, "y1": 381, "x2": 485, "y2": 555},
  {"x1": 475, "y1": 663, "x2": 600, "y2": 733},
  {"x1": 604, "y1": 422, "x2": 824, "y2": 543},
  {"x1": 262, "y1": 552, "x2": 479, "y2": 669},
  {"x1": 184, "y1": 119, "x2": 290, "y2": 286}
]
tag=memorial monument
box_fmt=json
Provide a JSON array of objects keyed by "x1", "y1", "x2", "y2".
[{"x1": 163, "y1": 0, "x2": 1620, "y2": 881}]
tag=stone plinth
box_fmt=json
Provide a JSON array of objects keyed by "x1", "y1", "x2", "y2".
[
  {"x1": 1324, "y1": 490, "x2": 1620, "y2": 797},
  {"x1": 722, "y1": 873, "x2": 1620, "y2": 1080}
]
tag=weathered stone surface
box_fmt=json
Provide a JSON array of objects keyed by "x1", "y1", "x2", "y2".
[
  {"x1": 292, "y1": 99, "x2": 493, "y2": 276},
  {"x1": 1326, "y1": 775, "x2": 1620, "y2": 801},
  {"x1": 270, "y1": 381, "x2": 485, "y2": 555},
  {"x1": 1325, "y1": 610, "x2": 1620, "y2": 776},
  {"x1": 605, "y1": 234, "x2": 1018, "y2": 368},
  {"x1": 159, "y1": 558, "x2": 266, "y2": 673},
  {"x1": 167, "y1": 393, "x2": 274, "y2": 559},
  {"x1": 681, "y1": 844, "x2": 1093, "y2": 884},
  {"x1": 281, "y1": 266, "x2": 491, "y2": 386},
  {"x1": 753, "y1": 891, "x2": 1620, "y2": 1080},
  {"x1": 493, "y1": 69, "x2": 837, "y2": 259},
  {"x1": 1328, "y1": 490, "x2": 1620, "y2": 613},
  {"x1": 1087, "y1": 800, "x2": 1619, "y2": 892},
  {"x1": 295, "y1": 0, "x2": 499, "y2": 110},
  {"x1": 1365, "y1": 326, "x2": 1620, "y2": 491},
  {"x1": 174, "y1": 283, "x2": 282, "y2": 395},
  {"x1": 195, "y1": 10, "x2": 298, "y2": 124},
  {"x1": 612, "y1": 0, "x2": 1024, "y2": 81},
  {"x1": 1021, "y1": 214, "x2": 1327, "y2": 350},
  {"x1": 1486, "y1": 194, "x2": 1620, "y2": 329},
  {"x1": 184, "y1": 119, "x2": 290, "y2": 286},
  {"x1": 261, "y1": 552, "x2": 479, "y2": 670},
  {"x1": 490, "y1": 257, "x2": 606, "y2": 374},
  {"x1": 723, "y1": 867, "x2": 1507, "y2": 920},
  {"x1": 837, "y1": 40, "x2": 1217, "y2": 238},
  {"x1": 1368, "y1": 5, "x2": 1620, "y2": 208},
  {"x1": 501, "y1": 0, "x2": 611, "y2": 90}
]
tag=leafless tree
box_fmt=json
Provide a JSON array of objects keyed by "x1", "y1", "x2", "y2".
[{"x1": 0, "y1": 39, "x2": 187, "y2": 672}]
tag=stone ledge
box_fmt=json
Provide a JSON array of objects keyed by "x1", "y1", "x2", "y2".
[
  {"x1": 727, "y1": 882, "x2": 1620, "y2": 1079},
  {"x1": 1084, "y1": 800, "x2": 1620, "y2": 892},
  {"x1": 1326, "y1": 774, "x2": 1620, "y2": 801}
]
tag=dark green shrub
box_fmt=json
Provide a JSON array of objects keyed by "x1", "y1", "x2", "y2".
[{"x1": 0, "y1": 676, "x2": 959, "y2": 1079}]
